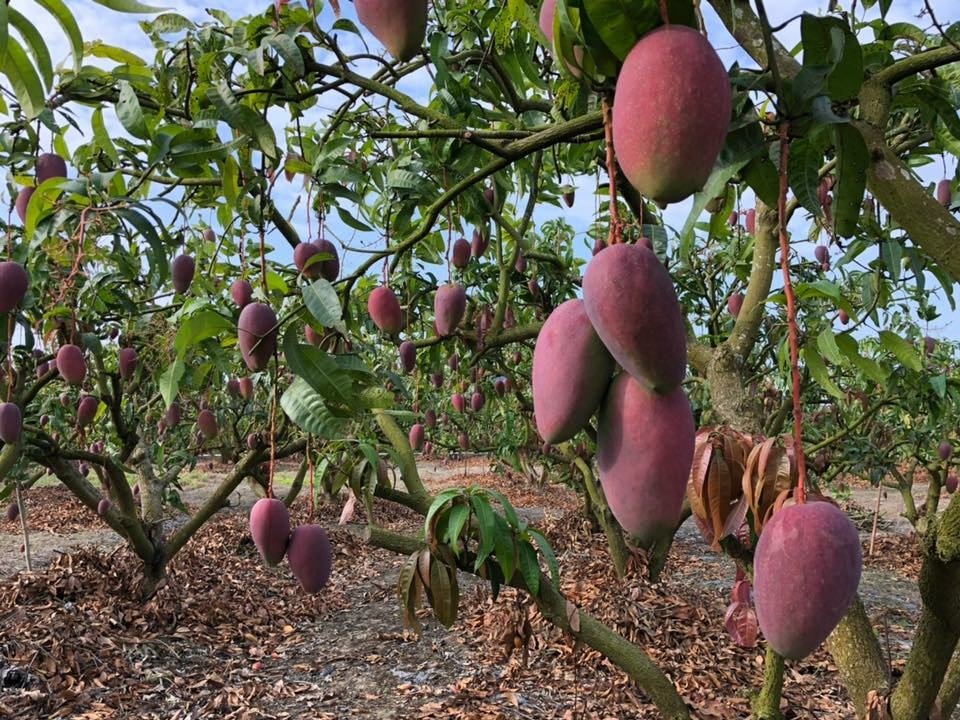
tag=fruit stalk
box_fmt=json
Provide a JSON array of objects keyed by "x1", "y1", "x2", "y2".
[
  {"x1": 776, "y1": 122, "x2": 808, "y2": 502},
  {"x1": 601, "y1": 97, "x2": 622, "y2": 246}
]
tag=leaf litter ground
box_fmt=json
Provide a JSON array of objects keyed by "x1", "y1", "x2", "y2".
[{"x1": 0, "y1": 457, "x2": 929, "y2": 718}]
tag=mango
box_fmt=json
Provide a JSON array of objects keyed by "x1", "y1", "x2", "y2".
[
  {"x1": 287, "y1": 524, "x2": 333, "y2": 593},
  {"x1": 582, "y1": 244, "x2": 686, "y2": 392},
  {"x1": 434, "y1": 284, "x2": 466, "y2": 337},
  {"x1": 354, "y1": 0, "x2": 427, "y2": 62},
  {"x1": 612, "y1": 26, "x2": 730, "y2": 203},
  {"x1": 753, "y1": 501, "x2": 862, "y2": 660},
  {"x1": 596, "y1": 373, "x2": 694, "y2": 546},
  {"x1": 238, "y1": 303, "x2": 278, "y2": 371},
  {"x1": 57, "y1": 344, "x2": 87, "y2": 385},
  {"x1": 368, "y1": 286, "x2": 403, "y2": 334},
  {"x1": 250, "y1": 497, "x2": 291, "y2": 566},
  {"x1": 0, "y1": 262, "x2": 28, "y2": 312},
  {"x1": 533, "y1": 299, "x2": 614, "y2": 443}
]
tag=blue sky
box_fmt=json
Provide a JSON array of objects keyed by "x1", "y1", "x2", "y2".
[{"x1": 14, "y1": 0, "x2": 960, "y2": 338}]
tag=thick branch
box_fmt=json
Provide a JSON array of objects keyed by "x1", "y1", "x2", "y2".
[
  {"x1": 363, "y1": 525, "x2": 691, "y2": 719},
  {"x1": 372, "y1": 409, "x2": 432, "y2": 514},
  {"x1": 727, "y1": 201, "x2": 778, "y2": 360}
]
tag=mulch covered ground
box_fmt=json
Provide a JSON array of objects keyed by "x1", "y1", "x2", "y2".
[{"x1": 0, "y1": 466, "x2": 924, "y2": 719}]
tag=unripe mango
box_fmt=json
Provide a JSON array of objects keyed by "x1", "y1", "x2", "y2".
[
  {"x1": 36, "y1": 153, "x2": 67, "y2": 182},
  {"x1": 0, "y1": 402, "x2": 22, "y2": 443},
  {"x1": 171, "y1": 254, "x2": 196, "y2": 294},
  {"x1": 227, "y1": 378, "x2": 241, "y2": 397},
  {"x1": 470, "y1": 228, "x2": 488, "y2": 258},
  {"x1": 582, "y1": 244, "x2": 686, "y2": 392},
  {"x1": 452, "y1": 238, "x2": 471, "y2": 268},
  {"x1": 238, "y1": 302, "x2": 278, "y2": 372},
  {"x1": 354, "y1": 0, "x2": 427, "y2": 62},
  {"x1": 57, "y1": 344, "x2": 87, "y2": 385},
  {"x1": 434, "y1": 284, "x2": 466, "y2": 337},
  {"x1": 239, "y1": 377, "x2": 254, "y2": 399},
  {"x1": 295, "y1": 239, "x2": 339, "y2": 281},
  {"x1": 409, "y1": 423, "x2": 425, "y2": 451},
  {"x1": 425, "y1": 409, "x2": 437, "y2": 428},
  {"x1": 287, "y1": 524, "x2": 333, "y2": 593},
  {"x1": 0, "y1": 262, "x2": 28, "y2": 312},
  {"x1": 936, "y1": 179, "x2": 952, "y2": 207},
  {"x1": 612, "y1": 26, "x2": 731, "y2": 204},
  {"x1": 451, "y1": 393, "x2": 465, "y2": 413},
  {"x1": 753, "y1": 501, "x2": 861, "y2": 660},
  {"x1": 231, "y1": 279, "x2": 253, "y2": 309},
  {"x1": 197, "y1": 409, "x2": 218, "y2": 439},
  {"x1": 368, "y1": 286, "x2": 403, "y2": 334},
  {"x1": 533, "y1": 299, "x2": 614, "y2": 443},
  {"x1": 458, "y1": 433, "x2": 470, "y2": 451},
  {"x1": 77, "y1": 395, "x2": 99, "y2": 428},
  {"x1": 118, "y1": 347, "x2": 137, "y2": 380},
  {"x1": 165, "y1": 402, "x2": 182, "y2": 427},
  {"x1": 15, "y1": 187, "x2": 34, "y2": 223},
  {"x1": 97, "y1": 498, "x2": 112, "y2": 517},
  {"x1": 471, "y1": 391, "x2": 485, "y2": 412},
  {"x1": 399, "y1": 341, "x2": 416, "y2": 373},
  {"x1": 249, "y1": 497, "x2": 291, "y2": 566},
  {"x1": 596, "y1": 374, "x2": 694, "y2": 546},
  {"x1": 727, "y1": 292, "x2": 744, "y2": 318},
  {"x1": 313, "y1": 238, "x2": 340, "y2": 281}
]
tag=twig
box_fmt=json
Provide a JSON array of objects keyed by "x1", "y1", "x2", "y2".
[
  {"x1": 15, "y1": 479, "x2": 32, "y2": 572},
  {"x1": 869, "y1": 482, "x2": 883, "y2": 556}
]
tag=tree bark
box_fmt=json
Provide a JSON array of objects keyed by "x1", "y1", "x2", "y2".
[
  {"x1": 826, "y1": 597, "x2": 890, "y2": 718},
  {"x1": 751, "y1": 646, "x2": 785, "y2": 719}
]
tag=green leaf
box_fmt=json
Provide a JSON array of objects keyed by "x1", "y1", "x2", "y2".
[
  {"x1": 207, "y1": 80, "x2": 278, "y2": 160},
  {"x1": 280, "y1": 377, "x2": 346, "y2": 438},
  {"x1": 424, "y1": 489, "x2": 463, "y2": 536},
  {"x1": 930, "y1": 375, "x2": 947, "y2": 399},
  {"x1": 470, "y1": 494, "x2": 497, "y2": 570},
  {"x1": 741, "y1": 153, "x2": 780, "y2": 207},
  {"x1": 492, "y1": 515, "x2": 517, "y2": 584},
  {"x1": 92, "y1": 0, "x2": 168, "y2": 12},
  {"x1": 35, "y1": 0, "x2": 83, "y2": 72},
  {"x1": 803, "y1": 344, "x2": 844, "y2": 399},
  {"x1": 1, "y1": 37, "x2": 46, "y2": 118},
  {"x1": 788, "y1": 133, "x2": 826, "y2": 217},
  {"x1": 528, "y1": 529, "x2": 560, "y2": 590},
  {"x1": 158, "y1": 359, "x2": 185, "y2": 408},
  {"x1": 92, "y1": 107, "x2": 120, "y2": 163},
  {"x1": 282, "y1": 328, "x2": 354, "y2": 407},
  {"x1": 680, "y1": 155, "x2": 752, "y2": 258},
  {"x1": 877, "y1": 330, "x2": 922, "y2": 371},
  {"x1": 116, "y1": 80, "x2": 150, "y2": 139},
  {"x1": 444, "y1": 504, "x2": 471, "y2": 553},
  {"x1": 263, "y1": 33, "x2": 304, "y2": 78},
  {"x1": 302, "y1": 279, "x2": 343, "y2": 329},
  {"x1": 0, "y1": 2, "x2": 8, "y2": 66},
  {"x1": 517, "y1": 541, "x2": 541, "y2": 596},
  {"x1": 830, "y1": 124, "x2": 869, "y2": 238},
  {"x1": 817, "y1": 328, "x2": 844, "y2": 366},
  {"x1": 8, "y1": 9, "x2": 53, "y2": 91},
  {"x1": 799, "y1": 13, "x2": 863, "y2": 101},
  {"x1": 85, "y1": 40, "x2": 146, "y2": 66},
  {"x1": 485, "y1": 489, "x2": 521, "y2": 530},
  {"x1": 174, "y1": 311, "x2": 234, "y2": 356},
  {"x1": 835, "y1": 333, "x2": 888, "y2": 384}
]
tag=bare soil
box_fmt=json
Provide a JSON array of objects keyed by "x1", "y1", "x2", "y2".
[{"x1": 0, "y1": 457, "x2": 940, "y2": 718}]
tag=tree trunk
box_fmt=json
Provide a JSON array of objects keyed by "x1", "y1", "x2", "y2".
[
  {"x1": 826, "y1": 597, "x2": 890, "y2": 718},
  {"x1": 751, "y1": 646, "x2": 784, "y2": 720}
]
